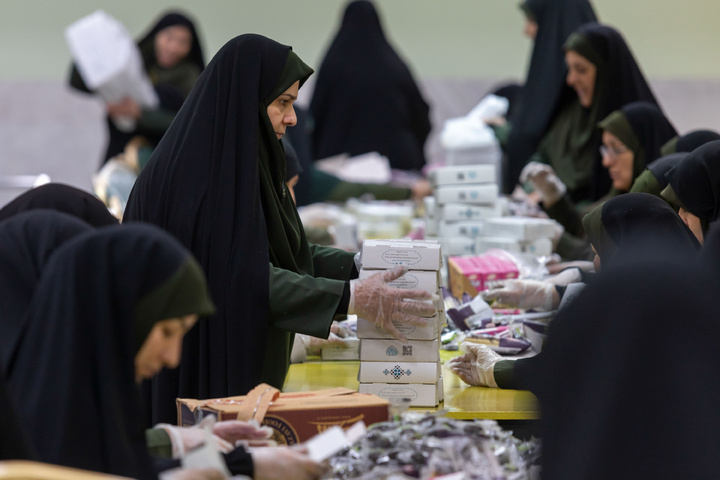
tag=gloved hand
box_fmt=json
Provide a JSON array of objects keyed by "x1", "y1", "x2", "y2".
[
  {"x1": 251, "y1": 446, "x2": 329, "y2": 480},
  {"x1": 349, "y1": 265, "x2": 437, "y2": 342},
  {"x1": 447, "y1": 343, "x2": 502, "y2": 388},
  {"x1": 546, "y1": 267, "x2": 582, "y2": 286},
  {"x1": 519, "y1": 161, "x2": 567, "y2": 207},
  {"x1": 212, "y1": 419, "x2": 274, "y2": 446},
  {"x1": 481, "y1": 279, "x2": 557, "y2": 311}
]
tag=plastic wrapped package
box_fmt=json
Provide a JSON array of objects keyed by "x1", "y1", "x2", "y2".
[{"x1": 323, "y1": 414, "x2": 540, "y2": 480}]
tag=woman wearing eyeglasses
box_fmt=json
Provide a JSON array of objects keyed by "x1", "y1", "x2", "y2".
[{"x1": 525, "y1": 101, "x2": 677, "y2": 242}]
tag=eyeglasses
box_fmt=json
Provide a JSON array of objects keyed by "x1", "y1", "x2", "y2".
[{"x1": 600, "y1": 145, "x2": 629, "y2": 158}]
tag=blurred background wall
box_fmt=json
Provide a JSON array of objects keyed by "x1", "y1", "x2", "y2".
[{"x1": 1, "y1": 0, "x2": 719, "y2": 204}]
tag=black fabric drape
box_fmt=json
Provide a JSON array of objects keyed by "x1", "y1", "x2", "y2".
[
  {"x1": 582, "y1": 192, "x2": 700, "y2": 268},
  {"x1": 8, "y1": 224, "x2": 209, "y2": 479},
  {"x1": 124, "y1": 34, "x2": 317, "y2": 423},
  {"x1": 137, "y1": 11, "x2": 205, "y2": 72},
  {"x1": 675, "y1": 129, "x2": 720, "y2": 153},
  {"x1": 0, "y1": 183, "x2": 118, "y2": 226},
  {"x1": 537, "y1": 252, "x2": 720, "y2": 479},
  {"x1": 310, "y1": 0, "x2": 431, "y2": 171},
  {"x1": 0, "y1": 210, "x2": 91, "y2": 378},
  {"x1": 664, "y1": 140, "x2": 720, "y2": 224},
  {"x1": 505, "y1": 0, "x2": 597, "y2": 192},
  {"x1": 0, "y1": 373, "x2": 34, "y2": 461},
  {"x1": 647, "y1": 152, "x2": 686, "y2": 188}
]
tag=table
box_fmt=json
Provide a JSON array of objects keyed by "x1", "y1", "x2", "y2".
[{"x1": 283, "y1": 351, "x2": 539, "y2": 420}]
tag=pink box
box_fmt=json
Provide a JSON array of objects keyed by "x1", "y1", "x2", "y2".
[{"x1": 447, "y1": 251, "x2": 520, "y2": 298}]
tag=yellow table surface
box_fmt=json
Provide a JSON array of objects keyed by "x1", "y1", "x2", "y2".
[{"x1": 283, "y1": 350, "x2": 539, "y2": 420}]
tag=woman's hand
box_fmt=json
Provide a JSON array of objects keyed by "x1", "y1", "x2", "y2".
[
  {"x1": 349, "y1": 266, "x2": 436, "y2": 342},
  {"x1": 251, "y1": 446, "x2": 329, "y2": 480}
]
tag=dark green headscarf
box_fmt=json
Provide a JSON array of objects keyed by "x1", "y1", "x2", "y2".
[{"x1": 134, "y1": 257, "x2": 215, "y2": 353}]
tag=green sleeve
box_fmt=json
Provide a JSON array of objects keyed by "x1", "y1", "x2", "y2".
[
  {"x1": 268, "y1": 265, "x2": 346, "y2": 337},
  {"x1": 326, "y1": 181, "x2": 412, "y2": 202},
  {"x1": 309, "y1": 244, "x2": 357, "y2": 281},
  {"x1": 490, "y1": 122, "x2": 512, "y2": 151},
  {"x1": 145, "y1": 428, "x2": 173, "y2": 458},
  {"x1": 262, "y1": 266, "x2": 347, "y2": 388},
  {"x1": 137, "y1": 107, "x2": 177, "y2": 135},
  {"x1": 493, "y1": 360, "x2": 517, "y2": 390}
]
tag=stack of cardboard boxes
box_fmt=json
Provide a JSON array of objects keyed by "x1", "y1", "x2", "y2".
[
  {"x1": 426, "y1": 165, "x2": 504, "y2": 257},
  {"x1": 356, "y1": 240, "x2": 444, "y2": 407}
]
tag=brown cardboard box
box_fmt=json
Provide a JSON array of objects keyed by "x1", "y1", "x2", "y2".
[{"x1": 177, "y1": 388, "x2": 388, "y2": 445}]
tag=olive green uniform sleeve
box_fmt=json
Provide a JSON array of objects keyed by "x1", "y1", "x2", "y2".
[
  {"x1": 137, "y1": 107, "x2": 177, "y2": 135},
  {"x1": 262, "y1": 266, "x2": 348, "y2": 389},
  {"x1": 309, "y1": 244, "x2": 357, "y2": 281},
  {"x1": 490, "y1": 123, "x2": 512, "y2": 152},
  {"x1": 145, "y1": 428, "x2": 173, "y2": 458}
]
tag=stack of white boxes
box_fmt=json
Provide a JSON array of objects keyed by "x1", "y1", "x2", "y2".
[
  {"x1": 475, "y1": 216, "x2": 559, "y2": 256},
  {"x1": 427, "y1": 165, "x2": 504, "y2": 257},
  {"x1": 356, "y1": 240, "x2": 444, "y2": 407}
]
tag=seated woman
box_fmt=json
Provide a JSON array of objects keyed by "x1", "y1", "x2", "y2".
[
  {"x1": 0, "y1": 183, "x2": 118, "y2": 226},
  {"x1": 660, "y1": 128, "x2": 720, "y2": 156},
  {"x1": 530, "y1": 101, "x2": 676, "y2": 238},
  {"x1": 448, "y1": 193, "x2": 699, "y2": 391},
  {"x1": 6, "y1": 224, "x2": 328, "y2": 480},
  {"x1": 662, "y1": 140, "x2": 720, "y2": 245},
  {"x1": 310, "y1": 0, "x2": 431, "y2": 172},
  {"x1": 539, "y1": 249, "x2": 720, "y2": 479},
  {"x1": 502, "y1": 0, "x2": 597, "y2": 193},
  {"x1": 519, "y1": 23, "x2": 659, "y2": 206},
  {"x1": 69, "y1": 11, "x2": 205, "y2": 166}
]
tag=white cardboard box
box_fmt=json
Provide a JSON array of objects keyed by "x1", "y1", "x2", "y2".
[
  {"x1": 423, "y1": 196, "x2": 436, "y2": 218},
  {"x1": 483, "y1": 217, "x2": 558, "y2": 241},
  {"x1": 361, "y1": 240, "x2": 442, "y2": 271},
  {"x1": 438, "y1": 203, "x2": 503, "y2": 221},
  {"x1": 357, "y1": 361, "x2": 441, "y2": 384},
  {"x1": 358, "y1": 268, "x2": 438, "y2": 294},
  {"x1": 475, "y1": 236, "x2": 554, "y2": 257},
  {"x1": 434, "y1": 184, "x2": 498, "y2": 206},
  {"x1": 359, "y1": 339, "x2": 439, "y2": 362},
  {"x1": 358, "y1": 377, "x2": 443, "y2": 407},
  {"x1": 428, "y1": 165, "x2": 496, "y2": 188},
  {"x1": 356, "y1": 315, "x2": 439, "y2": 340},
  {"x1": 320, "y1": 337, "x2": 360, "y2": 361},
  {"x1": 439, "y1": 220, "x2": 485, "y2": 238},
  {"x1": 440, "y1": 237, "x2": 477, "y2": 256}
]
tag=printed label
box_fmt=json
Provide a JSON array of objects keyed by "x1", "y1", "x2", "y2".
[{"x1": 381, "y1": 249, "x2": 422, "y2": 266}]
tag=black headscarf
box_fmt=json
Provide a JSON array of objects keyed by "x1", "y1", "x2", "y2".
[
  {"x1": 629, "y1": 152, "x2": 686, "y2": 199},
  {"x1": 582, "y1": 192, "x2": 700, "y2": 268},
  {"x1": 661, "y1": 129, "x2": 720, "y2": 156},
  {"x1": 663, "y1": 140, "x2": 720, "y2": 228},
  {"x1": 124, "y1": 34, "x2": 314, "y2": 422},
  {"x1": 538, "y1": 254, "x2": 720, "y2": 479},
  {"x1": 0, "y1": 373, "x2": 33, "y2": 461},
  {"x1": 8, "y1": 224, "x2": 214, "y2": 479},
  {"x1": 598, "y1": 101, "x2": 677, "y2": 186},
  {"x1": 284, "y1": 141, "x2": 304, "y2": 180},
  {"x1": 0, "y1": 183, "x2": 118, "y2": 227},
  {"x1": 0, "y1": 210, "x2": 92, "y2": 378},
  {"x1": 698, "y1": 221, "x2": 720, "y2": 286},
  {"x1": 137, "y1": 11, "x2": 205, "y2": 73},
  {"x1": 491, "y1": 82, "x2": 523, "y2": 121},
  {"x1": 310, "y1": 0, "x2": 431, "y2": 171},
  {"x1": 505, "y1": 0, "x2": 597, "y2": 192}
]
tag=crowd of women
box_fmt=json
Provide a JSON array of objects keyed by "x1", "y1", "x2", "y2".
[{"x1": 2, "y1": 0, "x2": 720, "y2": 478}]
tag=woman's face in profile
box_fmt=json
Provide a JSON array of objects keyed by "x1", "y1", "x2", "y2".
[
  {"x1": 155, "y1": 25, "x2": 193, "y2": 69},
  {"x1": 565, "y1": 50, "x2": 597, "y2": 108}
]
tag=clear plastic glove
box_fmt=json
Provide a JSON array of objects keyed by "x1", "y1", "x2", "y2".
[
  {"x1": 349, "y1": 265, "x2": 436, "y2": 342},
  {"x1": 158, "y1": 467, "x2": 225, "y2": 480},
  {"x1": 212, "y1": 419, "x2": 273, "y2": 446},
  {"x1": 519, "y1": 161, "x2": 567, "y2": 207},
  {"x1": 156, "y1": 419, "x2": 235, "y2": 458},
  {"x1": 447, "y1": 343, "x2": 502, "y2": 388},
  {"x1": 480, "y1": 279, "x2": 557, "y2": 311},
  {"x1": 546, "y1": 267, "x2": 582, "y2": 286},
  {"x1": 251, "y1": 446, "x2": 329, "y2": 480},
  {"x1": 305, "y1": 332, "x2": 347, "y2": 357}
]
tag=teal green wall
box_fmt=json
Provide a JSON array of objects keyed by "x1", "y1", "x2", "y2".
[{"x1": 1, "y1": 0, "x2": 719, "y2": 80}]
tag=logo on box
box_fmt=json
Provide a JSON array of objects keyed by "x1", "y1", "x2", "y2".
[{"x1": 386, "y1": 345, "x2": 398, "y2": 356}]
